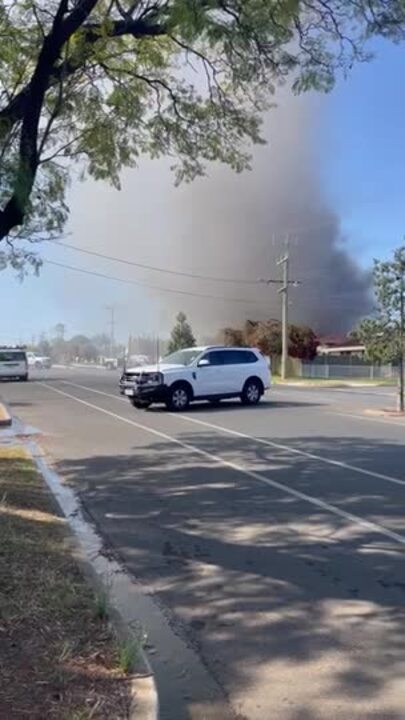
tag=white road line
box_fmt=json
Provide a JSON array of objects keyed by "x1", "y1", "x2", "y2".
[
  {"x1": 60, "y1": 379, "x2": 405, "y2": 489},
  {"x1": 172, "y1": 412, "x2": 405, "y2": 489},
  {"x1": 274, "y1": 387, "x2": 402, "y2": 427},
  {"x1": 325, "y1": 410, "x2": 405, "y2": 428},
  {"x1": 61, "y1": 380, "x2": 128, "y2": 402},
  {"x1": 39, "y1": 381, "x2": 405, "y2": 546}
]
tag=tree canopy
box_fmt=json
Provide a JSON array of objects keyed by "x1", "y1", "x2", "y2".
[
  {"x1": 355, "y1": 246, "x2": 405, "y2": 409},
  {"x1": 223, "y1": 318, "x2": 319, "y2": 360},
  {"x1": 1, "y1": 0, "x2": 404, "y2": 258},
  {"x1": 354, "y1": 317, "x2": 393, "y2": 363},
  {"x1": 221, "y1": 327, "x2": 246, "y2": 348},
  {"x1": 355, "y1": 247, "x2": 405, "y2": 363},
  {"x1": 167, "y1": 311, "x2": 196, "y2": 353}
]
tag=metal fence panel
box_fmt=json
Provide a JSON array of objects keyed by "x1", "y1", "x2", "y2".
[{"x1": 301, "y1": 363, "x2": 397, "y2": 379}]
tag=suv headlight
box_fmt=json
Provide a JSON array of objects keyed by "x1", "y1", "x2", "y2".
[{"x1": 144, "y1": 372, "x2": 163, "y2": 385}]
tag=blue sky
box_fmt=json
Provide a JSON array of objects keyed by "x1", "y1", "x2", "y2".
[
  {"x1": 1, "y1": 39, "x2": 405, "y2": 344},
  {"x1": 321, "y1": 40, "x2": 405, "y2": 264}
]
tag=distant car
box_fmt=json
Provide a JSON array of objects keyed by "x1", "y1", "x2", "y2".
[
  {"x1": 0, "y1": 347, "x2": 28, "y2": 381},
  {"x1": 27, "y1": 352, "x2": 52, "y2": 369},
  {"x1": 119, "y1": 346, "x2": 271, "y2": 410},
  {"x1": 102, "y1": 357, "x2": 118, "y2": 370},
  {"x1": 125, "y1": 354, "x2": 150, "y2": 368},
  {"x1": 118, "y1": 354, "x2": 150, "y2": 373}
]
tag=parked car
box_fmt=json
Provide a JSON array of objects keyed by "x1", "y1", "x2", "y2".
[
  {"x1": 27, "y1": 352, "x2": 52, "y2": 369},
  {"x1": 0, "y1": 347, "x2": 28, "y2": 381},
  {"x1": 124, "y1": 354, "x2": 150, "y2": 368},
  {"x1": 119, "y1": 346, "x2": 271, "y2": 410},
  {"x1": 102, "y1": 357, "x2": 118, "y2": 370}
]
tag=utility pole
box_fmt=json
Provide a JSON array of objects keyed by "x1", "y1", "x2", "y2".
[
  {"x1": 156, "y1": 336, "x2": 160, "y2": 365},
  {"x1": 399, "y1": 264, "x2": 404, "y2": 413},
  {"x1": 105, "y1": 305, "x2": 115, "y2": 357},
  {"x1": 278, "y1": 253, "x2": 289, "y2": 381},
  {"x1": 259, "y1": 252, "x2": 300, "y2": 381}
]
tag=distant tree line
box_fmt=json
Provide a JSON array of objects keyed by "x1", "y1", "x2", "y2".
[
  {"x1": 30, "y1": 328, "x2": 124, "y2": 363},
  {"x1": 34, "y1": 314, "x2": 320, "y2": 365}
]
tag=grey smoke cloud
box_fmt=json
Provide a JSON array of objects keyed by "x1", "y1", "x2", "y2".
[
  {"x1": 163, "y1": 92, "x2": 371, "y2": 335},
  {"x1": 62, "y1": 91, "x2": 370, "y2": 341}
]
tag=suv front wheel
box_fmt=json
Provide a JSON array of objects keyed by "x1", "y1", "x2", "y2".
[
  {"x1": 166, "y1": 383, "x2": 191, "y2": 412},
  {"x1": 241, "y1": 378, "x2": 262, "y2": 406}
]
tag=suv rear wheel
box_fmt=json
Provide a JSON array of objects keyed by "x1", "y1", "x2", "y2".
[
  {"x1": 166, "y1": 383, "x2": 191, "y2": 411},
  {"x1": 241, "y1": 378, "x2": 262, "y2": 406}
]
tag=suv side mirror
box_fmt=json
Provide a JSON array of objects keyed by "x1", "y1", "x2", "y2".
[{"x1": 197, "y1": 358, "x2": 210, "y2": 367}]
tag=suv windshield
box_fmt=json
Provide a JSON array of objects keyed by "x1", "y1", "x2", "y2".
[{"x1": 163, "y1": 349, "x2": 202, "y2": 366}]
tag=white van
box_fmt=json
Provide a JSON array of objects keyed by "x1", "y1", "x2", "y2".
[{"x1": 0, "y1": 347, "x2": 28, "y2": 381}]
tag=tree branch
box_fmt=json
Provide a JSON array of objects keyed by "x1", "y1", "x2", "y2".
[
  {"x1": 0, "y1": 14, "x2": 166, "y2": 137},
  {"x1": 0, "y1": 0, "x2": 101, "y2": 239}
]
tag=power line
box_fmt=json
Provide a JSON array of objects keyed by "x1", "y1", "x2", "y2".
[
  {"x1": 43, "y1": 258, "x2": 266, "y2": 305},
  {"x1": 42, "y1": 256, "x2": 363, "y2": 305},
  {"x1": 46, "y1": 239, "x2": 264, "y2": 285}
]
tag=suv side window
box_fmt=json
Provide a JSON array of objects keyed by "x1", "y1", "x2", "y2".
[
  {"x1": 243, "y1": 350, "x2": 258, "y2": 364},
  {"x1": 203, "y1": 350, "x2": 227, "y2": 366},
  {"x1": 223, "y1": 350, "x2": 258, "y2": 365},
  {"x1": 0, "y1": 351, "x2": 26, "y2": 362}
]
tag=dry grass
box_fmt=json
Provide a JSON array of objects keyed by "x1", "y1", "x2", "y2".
[
  {"x1": 273, "y1": 376, "x2": 396, "y2": 386},
  {"x1": 0, "y1": 404, "x2": 10, "y2": 422},
  {"x1": 0, "y1": 447, "x2": 131, "y2": 719}
]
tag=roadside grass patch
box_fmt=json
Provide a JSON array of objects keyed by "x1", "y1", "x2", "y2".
[
  {"x1": 117, "y1": 639, "x2": 142, "y2": 675},
  {"x1": 0, "y1": 447, "x2": 131, "y2": 719},
  {"x1": 94, "y1": 589, "x2": 109, "y2": 621},
  {"x1": 273, "y1": 376, "x2": 396, "y2": 387}
]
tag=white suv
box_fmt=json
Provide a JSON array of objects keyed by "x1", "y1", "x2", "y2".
[
  {"x1": 120, "y1": 346, "x2": 271, "y2": 411},
  {"x1": 0, "y1": 347, "x2": 28, "y2": 381},
  {"x1": 27, "y1": 352, "x2": 52, "y2": 369}
]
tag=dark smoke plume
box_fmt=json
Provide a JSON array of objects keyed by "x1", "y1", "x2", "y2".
[{"x1": 162, "y1": 93, "x2": 371, "y2": 335}]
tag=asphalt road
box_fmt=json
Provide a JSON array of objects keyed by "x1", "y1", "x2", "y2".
[{"x1": 2, "y1": 369, "x2": 405, "y2": 720}]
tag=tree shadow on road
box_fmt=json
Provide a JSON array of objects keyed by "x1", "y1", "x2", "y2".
[
  {"x1": 148, "y1": 398, "x2": 324, "y2": 413},
  {"x1": 7, "y1": 401, "x2": 34, "y2": 408},
  {"x1": 56, "y1": 432, "x2": 405, "y2": 720}
]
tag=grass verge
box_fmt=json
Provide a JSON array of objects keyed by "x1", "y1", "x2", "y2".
[
  {"x1": 272, "y1": 376, "x2": 396, "y2": 387},
  {"x1": 0, "y1": 447, "x2": 131, "y2": 719}
]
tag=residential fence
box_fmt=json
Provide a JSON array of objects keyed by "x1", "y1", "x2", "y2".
[{"x1": 300, "y1": 359, "x2": 398, "y2": 380}]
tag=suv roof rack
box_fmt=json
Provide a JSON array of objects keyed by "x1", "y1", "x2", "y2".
[{"x1": 0, "y1": 345, "x2": 27, "y2": 349}]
